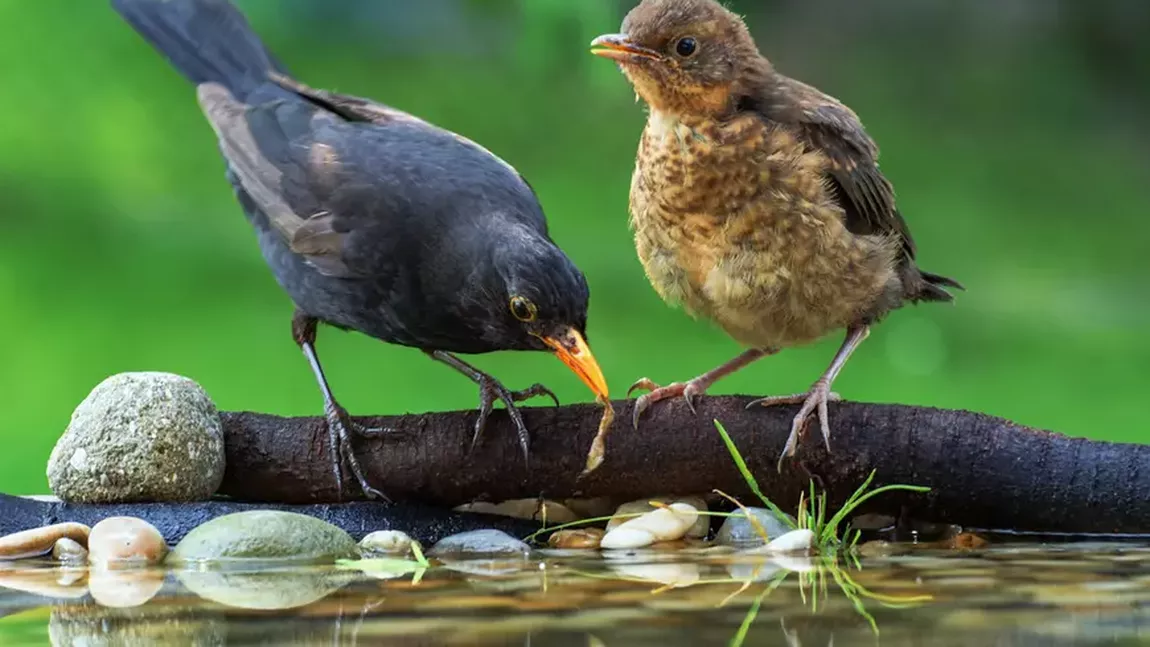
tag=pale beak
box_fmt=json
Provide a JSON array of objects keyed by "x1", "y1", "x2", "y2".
[
  {"x1": 540, "y1": 327, "x2": 609, "y2": 400},
  {"x1": 589, "y1": 33, "x2": 659, "y2": 62}
]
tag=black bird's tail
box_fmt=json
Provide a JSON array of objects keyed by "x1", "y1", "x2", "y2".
[{"x1": 112, "y1": 0, "x2": 286, "y2": 99}]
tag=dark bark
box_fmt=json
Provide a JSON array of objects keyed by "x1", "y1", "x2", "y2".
[
  {"x1": 215, "y1": 397, "x2": 1150, "y2": 535},
  {"x1": 0, "y1": 494, "x2": 539, "y2": 546}
]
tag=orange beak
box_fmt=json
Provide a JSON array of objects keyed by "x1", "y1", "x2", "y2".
[
  {"x1": 540, "y1": 327, "x2": 609, "y2": 400},
  {"x1": 589, "y1": 34, "x2": 659, "y2": 62}
]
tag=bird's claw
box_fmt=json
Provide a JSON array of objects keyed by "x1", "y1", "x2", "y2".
[
  {"x1": 470, "y1": 377, "x2": 556, "y2": 466},
  {"x1": 511, "y1": 383, "x2": 560, "y2": 408},
  {"x1": 626, "y1": 377, "x2": 660, "y2": 399},
  {"x1": 627, "y1": 378, "x2": 706, "y2": 428},
  {"x1": 324, "y1": 401, "x2": 393, "y2": 438},
  {"x1": 323, "y1": 402, "x2": 392, "y2": 502},
  {"x1": 747, "y1": 382, "x2": 838, "y2": 472}
]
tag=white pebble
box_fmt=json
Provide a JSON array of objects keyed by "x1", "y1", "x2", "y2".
[
  {"x1": 601, "y1": 503, "x2": 699, "y2": 549},
  {"x1": 761, "y1": 529, "x2": 814, "y2": 554},
  {"x1": 606, "y1": 497, "x2": 709, "y2": 538}
]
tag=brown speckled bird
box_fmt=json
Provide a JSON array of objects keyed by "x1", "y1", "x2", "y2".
[{"x1": 591, "y1": 0, "x2": 962, "y2": 468}]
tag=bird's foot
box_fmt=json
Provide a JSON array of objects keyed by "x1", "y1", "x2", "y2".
[
  {"x1": 323, "y1": 400, "x2": 393, "y2": 502},
  {"x1": 470, "y1": 376, "x2": 558, "y2": 464},
  {"x1": 747, "y1": 381, "x2": 841, "y2": 471},
  {"x1": 627, "y1": 376, "x2": 710, "y2": 428}
]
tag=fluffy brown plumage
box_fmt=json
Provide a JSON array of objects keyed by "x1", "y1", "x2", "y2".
[{"x1": 591, "y1": 0, "x2": 962, "y2": 467}]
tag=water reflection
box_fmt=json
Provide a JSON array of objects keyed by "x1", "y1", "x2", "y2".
[{"x1": 1, "y1": 543, "x2": 1149, "y2": 646}]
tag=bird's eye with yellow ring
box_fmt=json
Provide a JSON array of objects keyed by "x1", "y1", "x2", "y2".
[{"x1": 509, "y1": 296, "x2": 537, "y2": 322}]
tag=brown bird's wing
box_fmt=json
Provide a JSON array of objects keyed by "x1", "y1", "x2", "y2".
[{"x1": 761, "y1": 77, "x2": 917, "y2": 259}]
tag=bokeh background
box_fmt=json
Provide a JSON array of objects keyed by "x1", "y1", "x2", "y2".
[{"x1": 1, "y1": 0, "x2": 1147, "y2": 494}]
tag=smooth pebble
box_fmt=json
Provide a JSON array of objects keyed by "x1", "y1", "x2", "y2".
[
  {"x1": 429, "y1": 529, "x2": 531, "y2": 556},
  {"x1": 52, "y1": 537, "x2": 88, "y2": 563},
  {"x1": 0, "y1": 523, "x2": 90, "y2": 561},
  {"x1": 548, "y1": 528, "x2": 605, "y2": 550},
  {"x1": 601, "y1": 503, "x2": 699, "y2": 549},
  {"x1": 715, "y1": 507, "x2": 794, "y2": 546},
  {"x1": 606, "y1": 497, "x2": 709, "y2": 539},
  {"x1": 359, "y1": 530, "x2": 415, "y2": 556},
  {"x1": 88, "y1": 517, "x2": 168, "y2": 567}
]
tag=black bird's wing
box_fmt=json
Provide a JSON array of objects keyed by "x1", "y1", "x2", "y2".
[
  {"x1": 268, "y1": 73, "x2": 543, "y2": 216},
  {"x1": 195, "y1": 81, "x2": 545, "y2": 280},
  {"x1": 197, "y1": 83, "x2": 362, "y2": 278},
  {"x1": 759, "y1": 76, "x2": 917, "y2": 260}
]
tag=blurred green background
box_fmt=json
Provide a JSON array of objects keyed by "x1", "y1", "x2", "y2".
[{"x1": 1, "y1": 0, "x2": 1147, "y2": 494}]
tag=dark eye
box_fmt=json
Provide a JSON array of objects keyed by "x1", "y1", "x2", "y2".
[
  {"x1": 509, "y1": 296, "x2": 537, "y2": 322},
  {"x1": 675, "y1": 37, "x2": 697, "y2": 57}
]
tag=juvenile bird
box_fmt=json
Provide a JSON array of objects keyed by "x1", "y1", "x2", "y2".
[
  {"x1": 591, "y1": 0, "x2": 961, "y2": 467},
  {"x1": 113, "y1": 0, "x2": 608, "y2": 500}
]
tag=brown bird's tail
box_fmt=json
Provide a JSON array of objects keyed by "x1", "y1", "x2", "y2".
[{"x1": 909, "y1": 268, "x2": 965, "y2": 303}]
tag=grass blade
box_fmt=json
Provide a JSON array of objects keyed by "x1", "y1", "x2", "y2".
[{"x1": 713, "y1": 420, "x2": 796, "y2": 530}]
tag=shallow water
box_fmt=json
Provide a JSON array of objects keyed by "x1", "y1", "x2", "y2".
[{"x1": 3, "y1": 542, "x2": 1150, "y2": 646}]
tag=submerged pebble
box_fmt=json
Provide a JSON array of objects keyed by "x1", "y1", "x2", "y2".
[
  {"x1": 601, "y1": 503, "x2": 700, "y2": 549},
  {"x1": 89, "y1": 570, "x2": 165, "y2": 608},
  {"x1": 715, "y1": 507, "x2": 795, "y2": 547},
  {"x1": 610, "y1": 562, "x2": 701, "y2": 587},
  {"x1": 88, "y1": 517, "x2": 168, "y2": 568},
  {"x1": 52, "y1": 538, "x2": 88, "y2": 563},
  {"x1": 548, "y1": 528, "x2": 605, "y2": 550},
  {"x1": 0, "y1": 569, "x2": 89, "y2": 599},
  {"x1": 429, "y1": 530, "x2": 531, "y2": 557},
  {"x1": 359, "y1": 530, "x2": 415, "y2": 556},
  {"x1": 0, "y1": 523, "x2": 90, "y2": 561}
]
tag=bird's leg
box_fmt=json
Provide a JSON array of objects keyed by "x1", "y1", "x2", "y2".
[
  {"x1": 748, "y1": 325, "x2": 870, "y2": 470},
  {"x1": 628, "y1": 348, "x2": 773, "y2": 428},
  {"x1": 426, "y1": 350, "x2": 558, "y2": 464},
  {"x1": 292, "y1": 311, "x2": 391, "y2": 502}
]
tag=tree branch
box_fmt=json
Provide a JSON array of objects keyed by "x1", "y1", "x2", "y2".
[{"x1": 215, "y1": 397, "x2": 1150, "y2": 535}]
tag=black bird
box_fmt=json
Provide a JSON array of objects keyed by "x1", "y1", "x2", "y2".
[{"x1": 112, "y1": 0, "x2": 609, "y2": 500}]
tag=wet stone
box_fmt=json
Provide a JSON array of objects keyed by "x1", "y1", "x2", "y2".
[
  {"x1": 359, "y1": 530, "x2": 415, "y2": 556},
  {"x1": 170, "y1": 511, "x2": 356, "y2": 563},
  {"x1": 715, "y1": 508, "x2": 795, "y2": 547},
  {"x1": 428, "y1": 530, "x2": 531, "y2": 557}
]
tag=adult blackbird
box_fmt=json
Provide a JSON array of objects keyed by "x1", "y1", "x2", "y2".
[
  {"x1": 591, "y1": 0, "x2": 961, "y2": 467},
  {"x1": 113, "y1": 0, "x2": 609, "y2": 500}
]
